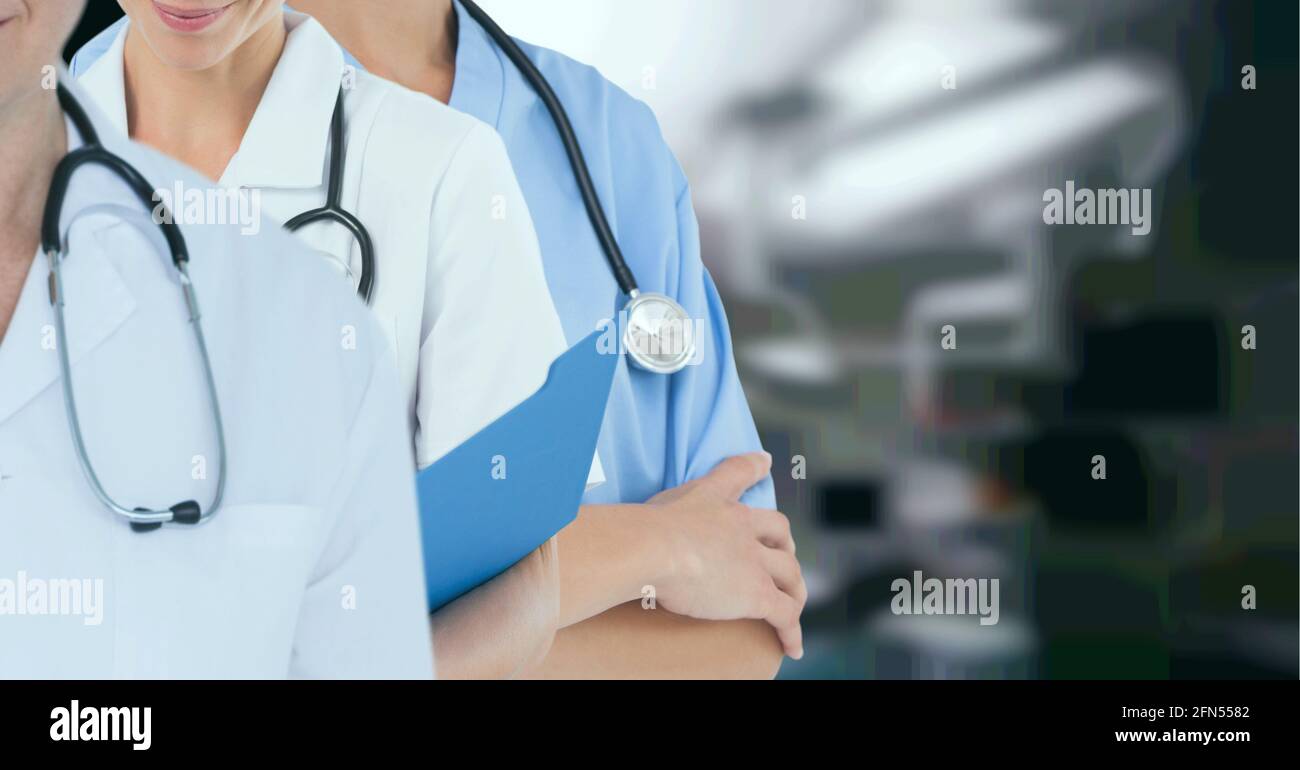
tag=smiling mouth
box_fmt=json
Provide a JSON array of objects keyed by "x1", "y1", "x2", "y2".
[{"x1": 152, "y1": 2, "x2": 231, "y2": 33}]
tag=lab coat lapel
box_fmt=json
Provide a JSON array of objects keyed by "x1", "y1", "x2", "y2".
[
  {"x1": 220, "y1": 13, "x2": 345, "y2": 190},
  {"x1": 0, "y1": 77, "x2": 139, "y2": 426},
  {"x1": 75, "y1": 12, "x2": 344, "y2": 191},
  {"x1": 76, "y1": 23, "x2": 130, "y2": 135},
  {"x1": 0, "y1": 235, "x2": 137, "y2": 428}
]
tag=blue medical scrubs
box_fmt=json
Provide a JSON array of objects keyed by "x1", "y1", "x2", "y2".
[{"x1": 71, "y1": 1, "x2": 775, "y2": 508}]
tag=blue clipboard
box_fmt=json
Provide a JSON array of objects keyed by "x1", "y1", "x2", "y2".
[{"x1": 416, "y1": 329, "x2": 617, "y2": 611}]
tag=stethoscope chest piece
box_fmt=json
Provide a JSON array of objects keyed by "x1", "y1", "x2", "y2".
[{"x1": 622, "y1": 290, "x2": 697, "y2": 375}]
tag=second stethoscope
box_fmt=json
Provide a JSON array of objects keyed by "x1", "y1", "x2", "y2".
[
  {"x1": 45, "y1": 85, "x2": 227, "y2": 533},
  {"x1": 286, "y1": 87, "x2": 376, "y2": 306},
  {"x1": 277, "y1": 2, "x2": 694, "y2": 371},
  {"x1": 462, "y1": 0, "x2": 699, "y2": 375}
]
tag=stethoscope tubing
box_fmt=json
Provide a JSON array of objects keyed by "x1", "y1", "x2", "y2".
[
  {"x1": 284, "y1": 87, "x2": 376, "y2": 305},
  {"x1": 45, "y1": 1, "x2": 692, "y2": 534},
  {"x1": 45, "y1": 85, "x2": 228, "y2": 530},
  {"x1": 459, "y1": 1, "x2": 698, "y2": 375},
  {"x1": 460, "y1": 0, "x2": 641, "y2": 299}
]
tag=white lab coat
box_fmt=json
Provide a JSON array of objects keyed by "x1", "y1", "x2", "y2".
[
  {"x1": 0, "y1": 78, "x2": 434, "y2": 679},
  {"x1": 80, "y1": 12, "x2": 604, "y2": 481}
]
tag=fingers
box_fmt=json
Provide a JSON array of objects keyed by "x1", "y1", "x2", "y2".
[
  {"x1": 761, "y1": 546, "x2": 808, "y2": 608},
  {"x1": 760, "y1": 548, "x2": 806, "y2": 660},
  {"x1": 763, "y1": 586, "x2": 805, "y2": 660},
  {"x1": 701, "y1": 452, "x2": 773, "y2": 501},
  {"x1": 748, "y1": 507, "x2": 795, "y2": 554}
]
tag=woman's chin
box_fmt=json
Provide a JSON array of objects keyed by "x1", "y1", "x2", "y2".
[{"x1": 144, "y1": 38, "x2": 233, "y2": 72}]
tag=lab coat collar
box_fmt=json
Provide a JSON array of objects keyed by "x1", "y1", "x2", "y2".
[
  {"x1": 0, "y1": 76, "x2": 138, "y2": 425},
  {"x1": 449, "y1": 0, "x2": 506, "y2": 130},
  {"x1": 223, "y1": 11, "x2": 345, "y2": 189},
  {"x1": 61, "y1": 66, "x2": 136, "y2": 157},
  {"x1": 76, "y1": 25, "x2": 131, "y2": 136},
  {"x1": 76, "y1": 10, "x2": 345, "y2": 190}
]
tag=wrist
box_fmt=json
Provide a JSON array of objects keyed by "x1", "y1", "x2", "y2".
[
  {"x1": 582, "y1": 503, "x2": 679, "y2": 603},
  {"x1": 634, "y1": 503, "x2": 683, "y2": 599},
  {"x1": 431, "y1": 562, "x2": 555, "y2": 680}
]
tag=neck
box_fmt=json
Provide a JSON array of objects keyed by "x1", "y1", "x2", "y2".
[
  {"x1": 292, "y1": 0, "x2": 458, "y2": 103},
  {"x1": 123, "y1": 13, "x2": 287, "y2": 180},
  {"x1": 0, "y1": 85, "x2": 66, "y2": 342}
]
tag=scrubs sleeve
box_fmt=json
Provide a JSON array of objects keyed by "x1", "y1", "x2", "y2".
[
  {"x1": 289, "y1": 323, "x2": 435, "y2": 680},
  {"x1": 665, "y1": 180, "x2": 777, "y2": 510},
  {"x1": 415, "y1": 122, "x2": 603, "y2": 484}
]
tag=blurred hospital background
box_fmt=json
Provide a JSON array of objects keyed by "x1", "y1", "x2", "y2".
[
  {"x1": 475, "y1": 0, "x2": 1299, "y2": 679},
  {"x1": 68, "y1": 0, "x2": 1298, "y2": 679}
]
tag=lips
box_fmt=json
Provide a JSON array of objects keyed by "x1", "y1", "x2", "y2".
[{"x1": 152, "y1": 2, "x2": 230, "y2": 33}]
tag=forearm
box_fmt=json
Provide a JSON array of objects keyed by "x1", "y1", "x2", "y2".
[
  {"x1": 555, "y1": 504, "x2": 672, "y2": 628},
  {"x1": 425, "y1": 496, "x2": 719, "y2": 677},
  {"x1": 430, "y1": 544, "x2": 559, "y2": 679},
  {"x1": 518, "y1": 602, "x2": 785, "y2": 680}
]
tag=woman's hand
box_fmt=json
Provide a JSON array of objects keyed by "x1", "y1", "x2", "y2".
[
  {"x1": 430, "y1": 536, "x2": 562, "y2": 679},
  {"x1": 646, "y1": 453, "x2": 807, "y2": 659}
]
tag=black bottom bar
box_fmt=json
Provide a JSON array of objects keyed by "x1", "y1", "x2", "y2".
[{"x1": 0, "y1": 680, "x2": 1292, "y2": 756}]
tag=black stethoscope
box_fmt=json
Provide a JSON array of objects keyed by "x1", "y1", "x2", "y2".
[
  {"x1": 286, "y1": 2, "x2": 697, "y2": 372},
  {"x1": 460, "y1": 0, "x2": 699, "y2": 374},
  {"x1": 46, "y1": 4, "x2": 704, "y2": 531},
  {"x1": 144, "y1": 2, "x2": 696, "y2": 372},
  {"x1": 286, "y1": 86, "x2": 376, "y2": 306},
  {"x1": 44, "y1": 85, "x2": 227, "y2": 532}
]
